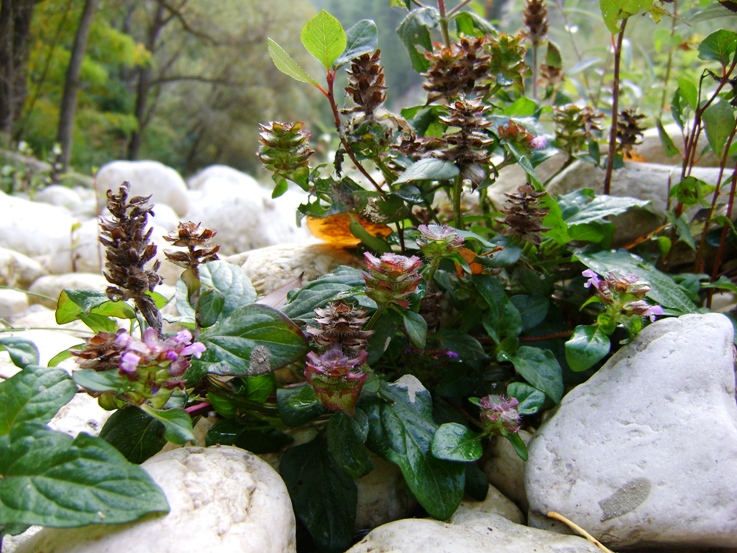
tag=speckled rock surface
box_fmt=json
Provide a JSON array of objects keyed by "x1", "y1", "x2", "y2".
[
  {"x1": 525, "y1": 313, "x2": 737, "y2": 549},
  {"x1": 483, "y1": 429, "x2": 533, "y2": 513},
  {"x1": 15, "y1": 446, "x2": 296, "y2": 553}
]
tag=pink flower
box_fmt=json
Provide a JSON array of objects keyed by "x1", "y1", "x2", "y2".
[
  {"x1": 305, "y1": 348, "x2": 369, "y2": 416},
  {"x1": 479, "y1": 394, "x2": 521, "y2": 435},
  {"x1": 582, "y1": 269, "x2": 601, "y2": 290},
  {"x1": 363, "y1": 252, "x2": 422, "y2": 308},
  {"x1": 530, "y1": 135, "x2": 547, "y2": 149}
]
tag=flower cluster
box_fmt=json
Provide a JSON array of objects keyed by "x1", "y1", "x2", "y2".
[
  {"x1": 304, "y1": 348, "x2": 369, "y2": 416},
  {"x1": 77, "y1": 328, "x2": 206, "y2": 409},
  {"x1": 479, "y1": 395, "x2": 521, "y2": 436},
  {"x1": 363, "y1": 252, "x2": 423, "y2": 309},
  {"x1": 582, "y1": 269, "x2": 664, "y2": 322},
  {"x1": 416, "y1": 224, "x2": 464, "y2": 260}
]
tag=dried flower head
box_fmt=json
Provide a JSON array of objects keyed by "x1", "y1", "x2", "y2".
[
  {"x1": 499, "y1": 184, "x2": 549, "y2": 245},
  {"x1": 423, "y1": 36, "x2": 491, "y2": 103},
  {"x1": 306, "y1": 301, "x2": 374, "y2": 356},
  {"x1": 616, "y1": 109, "x2": 647, "y2": 158},
  {"x1": 523, "y1": 0, "x2": 548, "y2": 47},
  {"x1": 553, "y1": 104, "x2": 604, "y2": 155},
  {"x1": 99, "y1": 183, "x2": 162, "y2": 334},
  {"x1": 71, "y1": 329, "x2": 128, "y2": 372},
  {"x1": 344, "y1": 50, "x2": 387, "y2": 118},
  {"x1": 439, "y1": 98, "x2": 493, "y2": 187},
  {"x1": 163, "y1": 221, "x2": 220, "y2": 269}
]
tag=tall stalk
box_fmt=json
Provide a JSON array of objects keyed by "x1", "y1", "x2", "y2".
[{"x1": 603, "y1": 19, "x2": 628, "y2": 196}]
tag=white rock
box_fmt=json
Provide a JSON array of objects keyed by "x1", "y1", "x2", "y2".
[
  {"x1": 451, "y1": 484, "x2": 525, "y2": 525},
  {"x1": 483, "y1": 429, "x2": 533, "y2": 513},
  {"x1": 183, "y1": 181, "x2": 311, "y2": 256},
  {"x1": 0, "y1": 247, "x2": 47, "y2": 288},
  {"x1": 15, "y1": 446, "x2": 296, "y2": 553},
  {"x1": 488, "y1": 152, "x2": 568, "y2": 207},
  {"x1": 634, "y1": 123, "x2": 718, "y2": 167},
  {"x1": 345, "y1": 511, "x2": 600, "y2": 553},
  {"x1": 354, "y1": 454, "x2": 417, "y2": 531},
  {"x1": 28, "y1": 272, "x2": 109, "y2": 309},
  {"x1": 34, "y1": 185, "x2": 85, "y2": 213},
  {"x1": 96, "y1": 160, "x2": 190, "y2": 216},
  {"x1": 48, "y1": 392, "x2": 111, "y2": 438},
  {"x1": 0, "y1": 288, "x2": 29, "y2": 318},
  {"x1": 236, "y1": 243, "x2": 363, "y2": 296},
  {"x1": 525, "y1": 313, "x2": 737, "y2": 549},
  {"x1": 149, "y1": 201, "x2": 181, "y2": 232},
  {"x1": 0, "y1": 190, "x2": 80, "y2": 272},
  {"x1": 187, "y1": 164, "x2": 262, "y2": 191}
]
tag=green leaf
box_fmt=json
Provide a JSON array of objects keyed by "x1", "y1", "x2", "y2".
[
  {"x1": 503, "y1": 97, "x2": 537, "y2": 117},
  {"x1": 676, "y1": 77, "x2": 698, "y2": 111},
  {"x1": 0, "y1": 337, "x2": 39, "y2": 368},
  {"x1": 139, "y1": 405, "x2": 195, "y2": 445},
  {"x1": 56, "y1": 290, "x2": 134, "y2": 325},
  {"x1": 703, "y1": 98, "x2": 736, "y2": 158},
  {"x1": 453, "y1": 10, "x2": 497, "y2": 37},
  {"x1": 301, "y1": 10, "x2": 347, "y2": 70},
  {"x1": 267, "y1": 38, "x2": 319, "y2": 86},
  {"x1": 79, "y1": 312, "x2": 118, "y2": 333},
  {"x1": 698, "y1": 29, "x2": 737, "y2": 66},
  {"x1": 199, "y1": 260, "x2": 257, "y2": 319},
  {"x1": 599, "y1": 0, "x2": 654, "y2": 34},
  {"x1": 431, "y1": 423, "x2": 483, "y2": 462},
  {"x1": 394, "y1": 158, "x2": 459, "y2": 184},
  {"x1": 474, "y1": 274, "x2": 522, "y2": 343},
  {"x1": 365, "y1": 377, "x2": 465, "y2": 520},
  {"x1": 335, "y1": 20, "x2": 378, "y2": 67},
  {"x1": 510, "y1": 294, "x2": 549, "y2": 331},
  {"x1": 545, "y1": 40, "x2": 563, "y2": 68},
  {"x1": 0, "y1": 365, "x2": 77, "y2": 435},
  {"x1": 397, "y1": 7, "x2": 438, "y2": 73},
  {"x1": 280, "y1": 433, "x2": 357, "y2": 553},
  {"x1": 327, "y1": 411, "x2": 373, "y2": 479},
  {"x1": 507, "y1": 382, "x2": 546, "y2": 415},
  {"x1": 565, "y1": 325, "x2": 611, "y2": 372},
  {"x1": 402, "y1": 310, "x2": 427, "y2": 349},
  {"x1": 505, "y1": 432, "x2": 528, "y2": 461},
  {"x1": 500, "y1": 346, "x2": 564, "y2": 403},
  {"x1": 98, "y1": 406, "x2": 166, "y2": 464},
  {"x1": 575, "y1": 249, "x2": 698, "y2": 314},
  {"x1": 0, "y1": 423, "x2": 169, "y2": 527},
  {"x1": 348, "y1": 213, "x2": 392, "y2": 253},
  {"x1": 437, "y1": 329, "x2": 488, "y2": 362},
  {"x1": 205, "y1": 418, "x2": 293, "y2": 454},
  {"x1": 196, "y1": 288, "x2": 225, "y2": 328},
  {"x1": 282, "y1": 266, "x2": 367, "y2": 322},
  {"x1": 197, "y1": 304, "x2": 308, "y2": 377},
  {"x1": 277, "y1": 384, "x2": 327, "y2": 427},
  {"x1": 72, "y1": 368, "x2": 121, "y2": 394},
  {"x1": 564, "y1": 194, "x2": 650, "y2": 226},
  {"x1": 656, "y1": 117, "x2": 681, "y2": 158}
]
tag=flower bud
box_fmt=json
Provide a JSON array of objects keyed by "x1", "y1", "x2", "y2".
[
  {"x1": 479, "y1": 394, "x2": 521, "y2": 436},
  {"x1": 363, "y1": 252, "x2": 422, "y2": 308},
  {"x1": 304, "y1": 349, "x2": 369, "y2": 416}
]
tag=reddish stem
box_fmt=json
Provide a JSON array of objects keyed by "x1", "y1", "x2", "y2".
[{"x1": 603, "y1": 20, "x2": 627, "y2": 196}]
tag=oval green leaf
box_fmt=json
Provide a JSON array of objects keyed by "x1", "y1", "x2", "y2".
[
  {"x1": 301, "y1": 10, "x2": 347, "y2": 70},
  {"x1": 431, "y1": 422, "x2": 483, "y2": 462},
  {"x1": 565, "y1": 325, "x2": 611, "y2": 372}
]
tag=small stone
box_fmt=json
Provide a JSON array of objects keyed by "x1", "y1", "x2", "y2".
[
  {"x1": 482, "y1": 429, "x2": 533, "y2": 513},
  {"x1": 345, "y1": 512, "x2": 600, "y2": 553},
  {"x1": 15, "y1": 446, "x2": 296, "y2": 553},
  {"x1": 525, "y1": 313, "x2": 737, "y2": 549},
  {"x1": 451, "y1": 484, "x2": 525, "y2": 525},
  {"x1": 0, "y1": 288, "x2": 29, "y2": 318},
  {"x1": 0, "y1": 247, "x2": 47, "y2": 288}
]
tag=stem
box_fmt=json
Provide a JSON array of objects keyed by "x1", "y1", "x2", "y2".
[
  {"x1": 185, "y1": 401, "x2": 212, "y2": 418},
  {"x1": 532, "y1": 43, "x2": 539, "y2": 101},
  {"x1": 658, "y1": 0, "x2": 678, "y2": 119},
  {"x1": 452, "y1": 174, "x2": 464, "y2": 228},
  {"x1": 518, "y1": 330, "x2": 573, "y2": 342},
  {"x1": 437, "y1": 0, "x2": 451, "y2": 47},
  {"x1": 325, "y1": 71, "x2": 385, "y2": 195},
  {"x1": 603, "y1": 19, "x2": 628, "y2": 196},
  {"x1": 552, "y1": 0, "x2": 593, "y2": 103},
  {"x1": 710, "y1": 159, "x2": 737, "y2": 296},
  {"x1": 365, "y1": 304, "x2": 387, "y2": 331},
  {"x1": 447, "y1": 0, "x2": 474, "y2": 17}
]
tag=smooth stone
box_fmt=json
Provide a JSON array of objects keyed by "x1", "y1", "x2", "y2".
[
  {"x1": 345, "y1": 511, "x2": 600, "y2": 553},
  {"x1": 525, "y1": 313, "x2": 737, "y2": 549},
  {"x1": 48, "y1": 392, "x2": 111, "y2": 439},
  {"x1": 235, "y1": 243, "x2": 364, "y2": 296},
  {"x1": 0, "y1": 247, "x2": 47, "y2": 288},
  {"x1": 34, "y1": 185, "x2": 86, "y2": 214},
  {"x1": 0, "y1": 190, "x2": 81, "y2": 272},
  {"x1": 16, "y1": 446, "x2": 297, "y2": 553},
  {"x1": 96, "y1": 160, "x2": 190, "y2": 216},
  {"x1": 483, "y1": 429, "x2": 533, "y2": 513},
  {"x1": 451, "y1": 484, "x2": 525, "y2": 525},
  {"x1": 183, "y1": 179, "x2": 311, "y2": 256},
  {"x1": 634, "y1": 123, "x2": 719, "y2": 167},
  {"x1": 0, "y1": 288, "x2": 29, "y2": 318},
  {"x1": 187, "y1": 164, "x2": 262, "y2": 191}
]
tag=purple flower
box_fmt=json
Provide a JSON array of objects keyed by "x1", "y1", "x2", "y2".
[
  {"x1": 120, "y1": 352, "x2": 141, "y2": 375},
  {"x1": 530, "y1": 135, "x2": 547, "y2": 149},
  {"x1": 582, "y1": 269, "x2": 601, "y2": 290},
  {"x1": 479, "y1": 394, "x2": 521, "y2": 435},
  {"x1": 305, "y1": 348, "x2": 369, "y2": 416},
  {"x1": 624, "y1": 300, "x2": 664, "y2": 322}
]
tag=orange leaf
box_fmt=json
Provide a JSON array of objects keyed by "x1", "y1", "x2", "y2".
[{"x1": 306, "y1": 213, "x2": 392, "y2": 247}]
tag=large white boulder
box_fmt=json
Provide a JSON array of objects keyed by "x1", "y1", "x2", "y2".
[
  {"x1": 15, "y1": 446, "x2": 297, "y2": 553},
  {"x1": 525, "y1": 313, "x2": 737, "y2": 549},
  {"x1": 235, "y1": 243, "x2": 363, "y2": 296},
  {"x1": 96, "y1": 160, "x2": 190, "y2": 216},
  {"x1": 0, "y1": 191, "x2": 80, "y2": 272},
  {"x1": 0, "y1": 247, "x2": 46, "y2": 288},
  {"x1": 28, "y1": 272, "x2": 109, "y2": 309},
  {"x1": 187, "y1": 164, "x2": 262, "y2": 191},
  {"x1": 183, "y1": 178, "x2": 311, "y2": 256},
  {"x1": 345, "y1": 511, "x2": 600, "y2": 553},
  {"x1": 483, "y1": 429, "x2": 532, "y2": 513}
]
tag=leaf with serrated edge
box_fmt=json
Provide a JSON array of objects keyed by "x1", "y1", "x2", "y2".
[
  {"x1": 267, "y1": 38, "x2": 319, "y2": 86},
  {"x1": 0, "y1": 423, "x2": 168, "y2": 526},
  {"x1": 301, "y1": 10, "x2": 347, "y2": 69},
  {"x1": 0, "y1": 366, "x2": 76, "y2": 435}
]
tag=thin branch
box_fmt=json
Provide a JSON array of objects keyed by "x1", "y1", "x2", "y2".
[
  {"x1": 603, "y1": 19, "x2": 627, "y2": 195},
  {"x1": 547, "y1": 512, "x2": 617, "y2": 553},
  {"x1": 447, "y1": 0, "x2": 474, "y2": 17}
]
